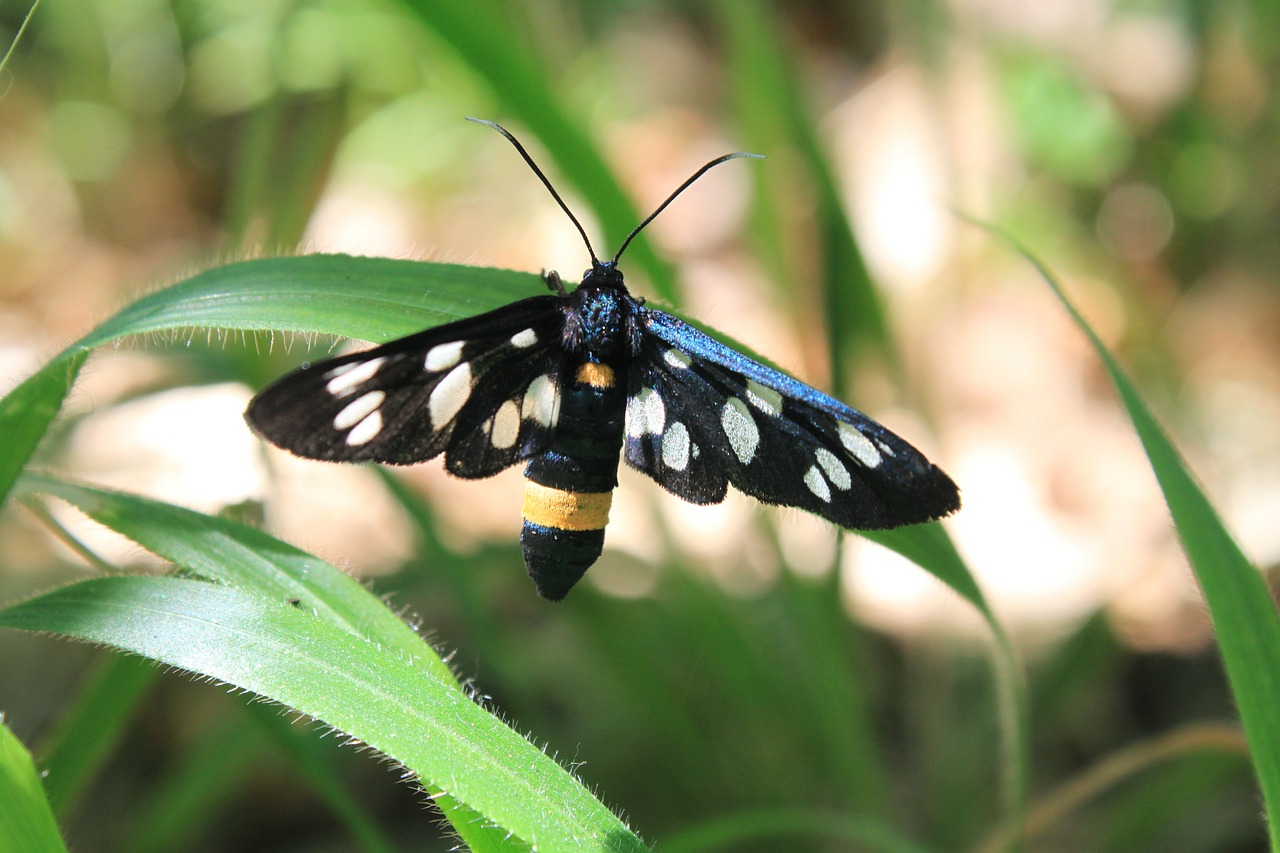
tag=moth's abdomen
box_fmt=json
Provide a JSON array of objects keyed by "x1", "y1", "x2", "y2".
[
  {"x1": 520, "y1": 361, "x2": 625, "y2": 600},
  {"x1": 520, "y1": 488, "x2": 613, "y2": 601}
]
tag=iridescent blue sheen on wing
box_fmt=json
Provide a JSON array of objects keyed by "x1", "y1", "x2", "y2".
[{"x1": 626, "y1": 307, "x2": 958, "y2": 529}]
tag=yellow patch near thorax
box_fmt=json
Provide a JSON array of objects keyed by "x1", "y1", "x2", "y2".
[
  {"x1": 522, "y1": 481, "x2": 613, "y2": 531},
  {"x1": 575, "y1": 362, "x2": 615, "y2": 388}
]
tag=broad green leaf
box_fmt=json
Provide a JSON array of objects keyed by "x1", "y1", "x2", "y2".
[
  {"x1": 1004, "y1": 232, "x2": 1280, "y2": 849},
  {"x1": 18, "y1": 473, "x2": 452, "y2": 683},
  {"x1": 15, "y1": 474, "x2": 534, "y2": 852},
  {"x1": 0, "y1": 716, "x2": 69, "y2": 853},
  {"x1": 0, "y1": 577, "x2": 646, "y2": 853}
]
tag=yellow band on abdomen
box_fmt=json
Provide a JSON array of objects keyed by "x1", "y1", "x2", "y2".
[
  {"x1": 575, "y1": 362, "x2": 616, "y2": 389},
  {"x1": 522, "y1": 481, "x2": 613, "y2": 531}
]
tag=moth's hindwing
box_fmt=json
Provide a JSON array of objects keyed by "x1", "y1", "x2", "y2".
[
  {"x1": 245, "y1": 295, "x2": 565, "y2": 477},
  {"x1": 625, "y1": 308, "x2": 960, "y2": 529}
]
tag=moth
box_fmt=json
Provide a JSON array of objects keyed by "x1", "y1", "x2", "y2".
[{"x1": 246, "y1": 118, "x2": 960, "y2": 600}]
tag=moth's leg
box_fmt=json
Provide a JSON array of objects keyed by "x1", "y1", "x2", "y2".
[{"x1": 542, "y1": 269, "x2": 566, "y2": 296}]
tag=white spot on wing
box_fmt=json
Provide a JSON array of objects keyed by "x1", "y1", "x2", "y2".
[
  {"x1": 346, "y1": 410, "x2": 383, "y2": 445},
  {"x1": 325, "y1": 357, "x2": 386, "y2": 398},
  {"x1": 745, "y1": 380, "x2": 782, "y2": 416},
  {"x1": 838, "y1": 422, "x2": 883, "y2": 468},
  {"x1": 491, "y1": 399, "x2": 521, "y2": 448},
  {"x1": 425, "y1": 341, "x2": 464, "y2": 372},
  {"x1": 626, "y1": 387, "x2": 665, "y2": 437},
  {"x1": 510, "y1": 328, "x2": 538, "y2": 348},
  {"x1": 334, "y1": 390, "x2": 385, "y2": 430},
  {"x1": 429, "y1": 363, "x2": 473, "y2": 429},
  {"x1": 522, "y1": 374, "x2": 560, "y2": 427},
  {"x1": 663, "y1": 421, "x2": 690, "y2": 471},
  {"x1": 815, "y1": 447, "x2": 852, "y2": 490},
  {"x1": 721, "y1": 397, "x2": 759, "y2": 464},
  {"x1": 324, "y1": 362, "x2": 358, "y2": 379},
  {"x1": 663, "y1": 348, "x2": 692, "y2": 369},
  {"x1": 804, "y1": 465, "x2": 832, "y2": 502}
]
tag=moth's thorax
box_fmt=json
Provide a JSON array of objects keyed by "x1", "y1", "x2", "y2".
[{"x1": 560, "y1": 261, "x2": 639, "y2": 358}]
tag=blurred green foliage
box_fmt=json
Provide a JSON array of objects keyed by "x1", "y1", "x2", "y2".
[{"x1": 1, "y1": 0, "x2": 1277, "y2": 851}]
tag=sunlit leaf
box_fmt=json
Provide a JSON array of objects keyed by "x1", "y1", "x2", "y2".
[
  {"x1": 0, "y1": 576, "x2": 645, "y2": 852},
  {"x1": 0, "y1": 716, "x2": 70, "y2": 853}
]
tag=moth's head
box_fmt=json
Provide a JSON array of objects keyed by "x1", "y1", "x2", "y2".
[{"x1": 581, "y1": 259, "x2": 624, "y2": 290}]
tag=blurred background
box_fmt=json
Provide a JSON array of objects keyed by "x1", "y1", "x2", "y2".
[{"x1": 1, "y1": 0, "x2": 1277, "y2": 850}]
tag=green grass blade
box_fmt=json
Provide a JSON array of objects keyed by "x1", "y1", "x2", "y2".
[
  {"x1": 0, "y1": 1, "x2": 40, "y2": 79},
  {"x1": 18, "y1": 473, "x2": 453, "y2": 683},
  {"x1": 37, "y1": 654, "x2": 156, "y2": 814},
  {"x1": 661, "y1": 808, "x2": 938, "y2": 853},
  {"x1": 12, "y1": 475, "x2": 577, "y2": 851},
  {"x1": 867, "y1": 523, "x2": 1029, "y2": 841},
  {"x1": 0, "y1": 577, "x2": 646, "y2": 853},
  {"x1": 225, "y1": 97, "x2": 346, "y2": 250},
  {"x1": 864, "y1": 523, "x2": 981, "y2": 612},
  {"x1": 243, "y1": 705, "x2": 403, "y2": 853},
  {"x1": 73, "y1": 255, "x2": 541, "y2": 349},
  {"x1": 0, "y1": 716, "x2": 70, "y2": 853},
  {"x1": 118, "y1": 706, "x2": 401, "y2": 853},
  {"x1": 398, "y1": 1, "x2": 677, "y2": 303},
  {"x1": 718, "y1": 0, "x2": 890, "y2": 386},
  {"x1": 121, "y1": 714, "x2": 270, "y2": 853},
  {"x1": 1001, "y1": 231, "x2": 1280, "y2": 848},
  {"x1": 774, "y1": 574, "x2": 887, "y2": 811},
  {"x1": 0, "y1": 256, "x2": 536, "y2": 512},
  {"x1": 0, "y1": 352, "x2": 87, "y2": 507}
]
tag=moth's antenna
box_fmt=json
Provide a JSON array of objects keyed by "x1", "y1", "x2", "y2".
[
  {"x1": 467, "y1": 117, "x2": 602, "y2": 266},
  {"x1": 468, "y1": 117, "x2": 764, "y2": 268},
  {"x1": 612, "y1": 151, "x2": 764, "y2": 265}
]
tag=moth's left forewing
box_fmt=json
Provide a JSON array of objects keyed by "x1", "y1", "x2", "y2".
[
  {"x1": 630, "y1": 308, "x2": 960, "y2": 530},
  {"x1": 245, "y1": 295, "x2": 564, "y2": 474}
]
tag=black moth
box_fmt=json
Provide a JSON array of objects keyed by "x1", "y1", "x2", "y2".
[{"x1": 246, "y1": 118, "x2": 960, "y2": 600}]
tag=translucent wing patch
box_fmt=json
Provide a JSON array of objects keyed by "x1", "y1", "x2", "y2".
[
  {"x1": 245, "y1": 295, "x2": 565, "y2": 477},
  {"x1": 624, "y1": 378, "x2": 728, "y2": 505},
  {"x1": 627, "y1": 308, "x2": 960, "y2": 529}
]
